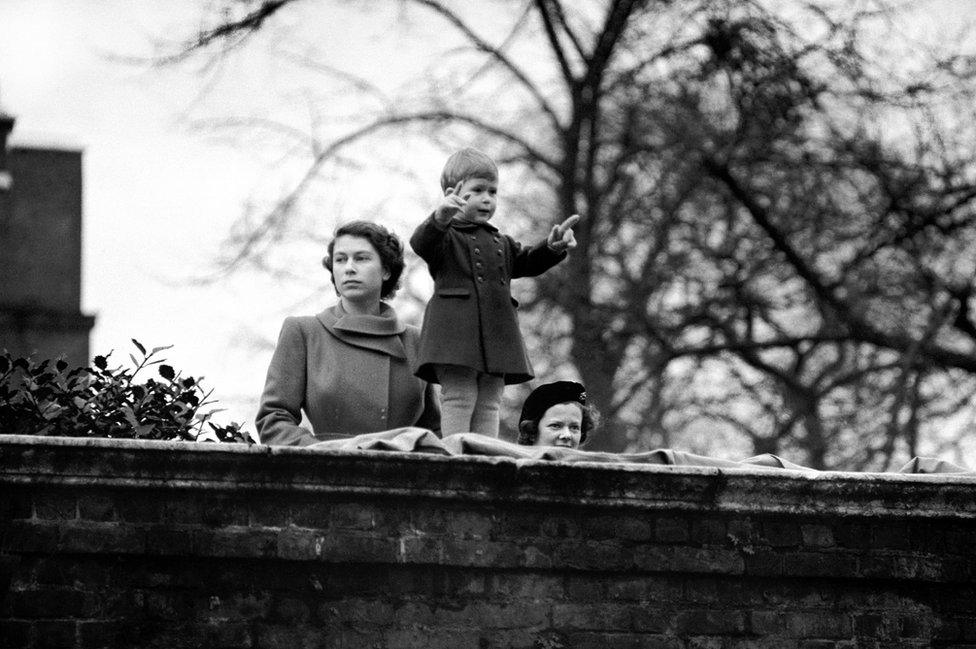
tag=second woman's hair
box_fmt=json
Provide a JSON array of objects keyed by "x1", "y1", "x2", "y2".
[{"x1": 323, "y1": 220, "x2": 405, "y2": 300}]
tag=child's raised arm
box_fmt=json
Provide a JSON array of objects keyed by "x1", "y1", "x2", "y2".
[{"x1": 547, "y1": 214, "x2": 580, "y2": 253}]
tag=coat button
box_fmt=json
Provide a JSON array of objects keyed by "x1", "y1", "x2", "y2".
[
  {"x1": 477, "y1": 276, "x2": 485, "y2": 282},
  {"x1": 496, "y1": 249, "x2": 503, "y2": 255},
  {"x1": 476, "y1": 262, "x2": 483, "y2": 269},
  {"x1": 474, "y1": 247, "x2": 481, "y2": 254}
]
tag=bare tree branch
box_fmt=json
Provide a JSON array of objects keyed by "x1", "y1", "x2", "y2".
[
  {"x1": 159, "y1": 0, "x2": 294, "y2": 64},
  {"x1": 415, "y1": 0, "x2": 564, "y2": 130}
]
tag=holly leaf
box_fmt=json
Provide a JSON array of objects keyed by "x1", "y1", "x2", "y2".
[{"x1": 159, "y1": 365, "x2": 176, "y2": 381}]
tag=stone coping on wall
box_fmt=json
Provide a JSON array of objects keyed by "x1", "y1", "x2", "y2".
[{"x1": 2, "y1": 434, "x2": 975, "y2": 520}]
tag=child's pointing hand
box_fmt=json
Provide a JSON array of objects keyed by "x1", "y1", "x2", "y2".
[{"x1": 547, "y1": 214, "x2": 580, "y2": 253}]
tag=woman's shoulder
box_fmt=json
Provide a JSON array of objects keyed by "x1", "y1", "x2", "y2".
[
  {"x1": 394, "y1": 312, "x2": 421, "y2": 341},
  {"x1": 401, "y1": 320, "x2": 421, "y2": 338},
  {"x1": 280, "y1": 314, "x2": 322, "y2": 330},
  {"x1": 277, "y1": 308, "x2": 338, "y2": 334}
]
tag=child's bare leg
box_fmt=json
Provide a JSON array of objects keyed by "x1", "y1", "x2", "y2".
[
  {"x1": 435, "y1": 364, "x2": 479, "y2": 435},
  {"x1": 470, "y1": 373, "x2": 504, "y2": 437}
]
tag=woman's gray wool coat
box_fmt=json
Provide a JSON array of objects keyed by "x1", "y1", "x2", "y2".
[{"x1": 256, "y1": 302, "x2": 440, "y2": 445}]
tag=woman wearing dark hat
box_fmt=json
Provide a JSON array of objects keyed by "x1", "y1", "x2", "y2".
[{"x1": 516, "y1": 381, "x2": 599, "y2": 449}]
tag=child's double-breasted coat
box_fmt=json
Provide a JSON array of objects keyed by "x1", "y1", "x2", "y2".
[{"x1": 410, "y1": 215, "x2": 566, "y2": 385}]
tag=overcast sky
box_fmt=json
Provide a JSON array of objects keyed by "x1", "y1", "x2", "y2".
[
  {"x1": 0, "y1": 1, "x2": 307, "y2": 429},
  {"x1": 0, "y1": 0, "x2": 452, "y2": 432},
  {"x1": 1, "y1": 0, "x2": 973, "y2": 435}
]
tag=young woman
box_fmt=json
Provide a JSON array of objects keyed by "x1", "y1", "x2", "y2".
[{"x1": 256, "y1": 221, "x2": 439, "y2": 445}]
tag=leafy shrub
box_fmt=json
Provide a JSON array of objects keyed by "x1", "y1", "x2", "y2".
[{"x1": 0, "y1": 339, "x2": 250, "y2": 443}]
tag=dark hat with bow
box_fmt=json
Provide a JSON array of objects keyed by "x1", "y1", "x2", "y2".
[{"x1": 519, "y1": 381, "x2": 587, "y2": 426}]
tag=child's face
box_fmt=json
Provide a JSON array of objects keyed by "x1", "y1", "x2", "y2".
[{"x1": 453, "y1": 176, "x2": 498, "y2": 224}]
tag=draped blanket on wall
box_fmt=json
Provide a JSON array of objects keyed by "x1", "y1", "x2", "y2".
[{"x1": 305, "y1": 427, "x2": 973, "y2": 475}]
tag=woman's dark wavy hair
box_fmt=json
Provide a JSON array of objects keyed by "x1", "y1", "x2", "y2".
[
  {"x1": 517, "y1": 401, "x2": 600, "y2": 447},
  {"x1": 322, "y1": 220, "x2": 405, "y2": 300}
]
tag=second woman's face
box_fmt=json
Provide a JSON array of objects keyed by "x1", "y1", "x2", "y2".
[
  {"x1": 331, "y1": 235, "x2": 389, "y2": 304},
  {"x1": 533, "y1": 402, "x2": 583, "y2": 448}
]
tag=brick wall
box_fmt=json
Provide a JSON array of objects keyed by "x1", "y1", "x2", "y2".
[{"x1": 1, "y1": 435, "x2": 975, "y2": 649}]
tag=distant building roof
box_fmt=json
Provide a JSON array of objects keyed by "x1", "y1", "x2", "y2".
[{"x1": 9, "y1": 130, "x2": 85, "y2": 153}]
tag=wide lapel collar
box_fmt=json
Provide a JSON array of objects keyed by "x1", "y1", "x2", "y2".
[{"x1": 316, "y1": 303, "x2": 407, "y2": 359}]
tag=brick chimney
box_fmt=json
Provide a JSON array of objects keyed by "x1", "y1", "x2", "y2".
[
  {"x1": 0, "y1": 97, "x2": 95, "y2": 364},
  {"x1": 0, "y1": 99, "x2": 13, "y2": 191}
]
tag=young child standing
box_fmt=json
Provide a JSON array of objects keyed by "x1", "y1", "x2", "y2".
[{"x1": 410, "y1": 148, "x2": 579, "y2": 436}]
